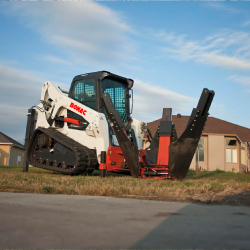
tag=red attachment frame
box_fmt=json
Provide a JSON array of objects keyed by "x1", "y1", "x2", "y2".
[
  {"x1": 104, "y1": 146, "x2": 174, "y2": 180},
  {"x1": 106, "y1": 146, "x2": 130, "y2": 173},
  {"x1": 157, "y1": 136, "x2": 171, "y2": 165},
  {"x1": 140, "y1": 167, "x2": 174, "y2": 180}
]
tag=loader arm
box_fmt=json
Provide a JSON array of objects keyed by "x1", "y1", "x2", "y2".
[{"x1": 33, "y1": 81, "x2": 110, "y2": 159}]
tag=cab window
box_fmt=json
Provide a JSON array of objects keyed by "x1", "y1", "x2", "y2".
[
  {"x1": 72, "y1": 79, "x2": 96, "y2": 110},
  {"x1": 102, "y1": 78, "x2": 129, "y2": 122}
]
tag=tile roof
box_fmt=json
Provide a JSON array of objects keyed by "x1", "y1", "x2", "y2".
[
  {"x1": 0, "y1": 131, "x2": 24, "y2": 148},
  {"x1": 147, "y1": 115, "x2": 250, "y2": 143}
]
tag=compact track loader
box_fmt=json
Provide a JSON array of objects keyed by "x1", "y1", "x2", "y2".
[{"x1": 23, "y1": 71, "x2": 214, "y2": 180}]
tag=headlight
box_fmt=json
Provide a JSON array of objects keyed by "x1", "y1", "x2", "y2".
[
  {"x1": 127, "y1": 79, "x2": 134, "y2": 89},
  {"x1": 102, "y1": 71, "x2": 110, "y2": 77}
]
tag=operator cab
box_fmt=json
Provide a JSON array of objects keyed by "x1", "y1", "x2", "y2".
[{"x1": 68, "y1": 71, "x2": 133, "y2": 123}]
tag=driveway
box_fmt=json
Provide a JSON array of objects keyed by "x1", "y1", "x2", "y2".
[{"x1": 0, "y1": 192, "x2": 250, "y2": 249}]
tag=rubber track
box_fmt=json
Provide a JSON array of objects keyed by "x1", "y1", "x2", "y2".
[{"x1": 27, "y1": 127, "x2": 98, "y2": 175}]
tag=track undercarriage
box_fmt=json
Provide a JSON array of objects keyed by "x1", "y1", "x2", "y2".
[{"x1": 26, "y1": 127, "x2": 98, "y2": 175}]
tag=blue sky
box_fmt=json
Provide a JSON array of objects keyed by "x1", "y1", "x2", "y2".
[{"x1": 1, "y1": 1, "x2": 250, "y2": 143}]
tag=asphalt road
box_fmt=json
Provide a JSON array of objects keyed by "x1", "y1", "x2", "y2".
[{"x1": 0, "y1": 192, "x2": 250, "y2": 249}]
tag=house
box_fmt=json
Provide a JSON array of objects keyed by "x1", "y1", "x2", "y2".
[
  {"x1": 145, "y1": 115, "x2": 250, "y2": 173},
  {"x1": 0, "y1": 131, "x2": 25, "y2": 167}
]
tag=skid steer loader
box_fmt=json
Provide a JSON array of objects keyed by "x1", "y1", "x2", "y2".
[{"x1": 23, "y1": 71, "x2": 214, "y2": 180}]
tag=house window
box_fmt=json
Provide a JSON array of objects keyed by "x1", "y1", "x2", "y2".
[
  {"x1": 199, "y1": 148, "x2": 204, "y2": 161},
  {"x1": 226, "y1": 139, "x2": 237, "y2": 146},
  {"x1": 195, "y1": 138, "x2": 205, "y2": 169},
  {"x1": 226, "y1": 149, "x2": 231, "y2": 162},
  {"x1": 196, "y1": 138, "x2": 204, "y2": 162},
  {"x1": 225, "y1": 139, "x2": 237, "y2": 163},
  {"x1": 17, "y1": 155, "x2": 22, "y2": 162},
  {"x1": 232, "y1": 149, "x2": 237, "y2": 163}
]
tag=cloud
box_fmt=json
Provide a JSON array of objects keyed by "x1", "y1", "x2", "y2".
[
  {"x1": 6, "y1": 2, "x2": 136, "y2": 68},
  {"x1": 132, "y1": 79, "x2": 196, "y2": 122},
  {"x1": 0, "y1": 104, "x2": 28, "y2": 143},
  {"x1": 197, "y1": 53, "x2": 250, "y2": 71},
  {"x1": 0, "y1": 61, "x2": 218, "y2": 143},
  {"x1": 243, "y1": 20, "x2": 250, "y2": 27},
  {"x1": 0, "y1": 63, "x2": 43, "y2": 144},
  {"x1": 0, "y1": 63, "x2": 42, "y2": 102},
  {"x1": 39, "y1": 55, "x2": 72, "y2": 65},
  {"x1": 0, "y1": 63, "x2": 197, "y2": 141},
  {"x1": 156, "y1": 29, "x2": 250, "y2": 72},
  {"x1": 229, "y1": 75, "x2": 250, "y2": 86},
  {"x1": 0, "y1": 64, "x2": 41, "y2": 90},
  {"x1": 204, "y1": 2, "x2": 242, "y2": 14}
]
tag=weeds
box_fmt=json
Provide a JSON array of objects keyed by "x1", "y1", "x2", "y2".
[
  {"x1": 43, "y1": 186, "x2": 55, "y2": 193},
  {"x1": 1, "y1": 166, "x2": 250, "y2": 205}
]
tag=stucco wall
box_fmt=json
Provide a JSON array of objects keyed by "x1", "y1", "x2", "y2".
[
  {"x1": 0, "y1": 145, "x2": 10, "y2": 166},
  {"x1": 9, "y1": 146, "x2": 25, "y2": 167},
  {"x1": 208, "y1": 135, "x2": 225, "y2": 171},
  {"x1": 240, "y1": 143, "x2": 247, "y2": 173},
  {"x1": 189, "y1": 154, "x2": 196, "y2": 170}
]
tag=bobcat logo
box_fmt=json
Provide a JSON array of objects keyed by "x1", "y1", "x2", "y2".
[{"x1": 69, "y1": 102, "x2": 87, "y2": 115}]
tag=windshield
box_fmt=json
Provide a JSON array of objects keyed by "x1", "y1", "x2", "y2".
[{"x1": 102, "y1": 78, "x2": 129, "y2": 122}]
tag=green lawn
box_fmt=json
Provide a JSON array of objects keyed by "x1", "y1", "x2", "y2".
[{"x1": 1, "y1": 166, "x2": 250, "y2": 206}]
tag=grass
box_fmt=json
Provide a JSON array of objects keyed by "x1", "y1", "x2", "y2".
[{"x1": 1, "y1": 166, "x2": 250, "y2": 206}]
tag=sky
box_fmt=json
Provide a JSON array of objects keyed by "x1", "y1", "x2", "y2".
[{"x1": 1, "y1": 1, "x2": 250, "y2": 144}]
